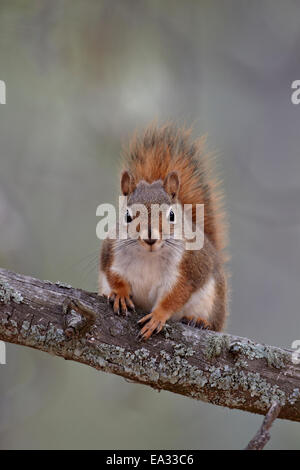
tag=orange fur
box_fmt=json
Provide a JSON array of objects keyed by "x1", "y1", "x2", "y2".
[
  {"x1": 181, "y1": 315, "x2": 211, "y2": 329},
  {"x1": 99, "y1": 123, "x2": 229, "y2": 339},
  {"x1": 122, "y1": 124, "x2": 228, "y2": 259}
]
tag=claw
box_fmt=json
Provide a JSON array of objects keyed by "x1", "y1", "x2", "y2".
[
  {"x1": 126, "y1": 296, "x2": 135, "y2": 311},
  {"x1": 138, "y1": 311, "x2": 166, "y2": 340},
  {"x1": 120, "y1": 297, "x2": 128, "y2": 315},
  {"x1": 180, "y1": 316, "x2": 211, "y2": 330},
  {"x1": 108, "y1": 291, "x2": 135, "y2": 316}
]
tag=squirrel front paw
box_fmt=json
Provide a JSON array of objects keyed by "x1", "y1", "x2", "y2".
[
  {"x1": 138, "y1": 308, "x2": 169, "y2": 340},
  {"x1": 108, "y1": 291, "x2": 135, "y2": 316}
]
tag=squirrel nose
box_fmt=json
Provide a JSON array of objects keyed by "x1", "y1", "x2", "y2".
[{"x1": 144, "y1": 239, "x2": 157, "y2": 246}]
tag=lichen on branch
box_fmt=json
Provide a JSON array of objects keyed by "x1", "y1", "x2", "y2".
[{"x1": 0, "y1": 267, "x2": 300, "y2": 423}]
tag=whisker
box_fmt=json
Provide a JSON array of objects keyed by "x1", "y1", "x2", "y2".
[
  {"x1": 113, "y1": 238, "x2": 138, "y2": 253},
  {"x1": 164, "y1": 239, "x2": 185, "y2": 255}
]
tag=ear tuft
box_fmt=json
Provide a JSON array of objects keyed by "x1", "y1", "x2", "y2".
[
  {"x1": 121, "y1": 171, "x2": 136, "y2": 196},
  {"x1": 163, "y1": 171, "x2": 180, "y2": 201}
]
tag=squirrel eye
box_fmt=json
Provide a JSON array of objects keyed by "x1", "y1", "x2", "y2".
[
  {"x1": 125, "y1": 209, "x2": 133, "y2": 224},
  {"x1": 168, "y1": 208, "x2": 176, "y2": 224}
]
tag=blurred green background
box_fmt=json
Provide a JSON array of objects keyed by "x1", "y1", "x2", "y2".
[{"x1": 1, "y1": 0, "x2": 300, "y2": 450}]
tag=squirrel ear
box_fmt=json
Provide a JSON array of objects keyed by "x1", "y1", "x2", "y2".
[
  {"x1": 121, "y1": 171, "x2": 136, "y2": 196},
  {"x1": 163, "y1": 171, "x2": 180, "y2": 201}
]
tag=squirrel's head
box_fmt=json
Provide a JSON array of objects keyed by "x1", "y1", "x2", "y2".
[{"x1": 120, "y1": 170, "x2": 181, "y2": 252}]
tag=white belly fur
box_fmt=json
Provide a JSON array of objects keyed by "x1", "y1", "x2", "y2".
[
  {"x1": 109, "y1": 244, "x2": 181, "y2": 311},
  {"x1": 172, "y1": 276, "x2": 215, "y2": 321},
  {"x1": 99, "y1": 243, "x2": 215, "y2": 320}
]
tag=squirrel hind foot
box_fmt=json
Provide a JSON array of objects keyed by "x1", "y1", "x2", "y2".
[{"x1": 180, "y1": 315, "x2": 212, "y2": 330}]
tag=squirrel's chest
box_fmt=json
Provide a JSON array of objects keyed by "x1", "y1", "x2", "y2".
[{"x1": 112, "y1": 249, "x2": 179, "y2": 311}]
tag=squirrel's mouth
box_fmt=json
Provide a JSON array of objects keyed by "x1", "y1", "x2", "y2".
[{"x1": 139, "y1": 238, "x2": 163, "y2": 252}]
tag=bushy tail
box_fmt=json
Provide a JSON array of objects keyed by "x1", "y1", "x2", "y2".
[{"x1": 122, "y1": 123, "x2": 228, "y2": 257}]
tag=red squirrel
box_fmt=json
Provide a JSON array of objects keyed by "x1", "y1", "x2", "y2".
[{"x1": 99, "y1": 124, "x2": 228, "y2": 340}]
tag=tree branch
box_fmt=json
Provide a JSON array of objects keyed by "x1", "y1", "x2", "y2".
[
  {"x1": 0, "y1": 267, "x2": 300, "y2": 422},
  {"x1": 245, "y1": 402, "x2": 282, "y2": 450}
]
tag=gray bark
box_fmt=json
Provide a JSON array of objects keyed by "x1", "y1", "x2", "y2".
[
  {"x1": 245, "y1": 402, "x2": 282, "y2": 450},
  {"x1": 0, "y1": 267, "x2": 299, "y2": 422}
]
